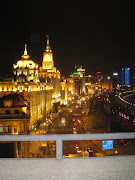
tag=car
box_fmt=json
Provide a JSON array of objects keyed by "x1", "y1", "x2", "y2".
[
  {"x1": 75, "y1": 144, "x2": 79, "y2": 149},
  {"x1": 87, "y1": 148, "x2": 93, "y2": 153},
  {"x1": 77, "y1": 149, "x2": 82, "y2": 153}
]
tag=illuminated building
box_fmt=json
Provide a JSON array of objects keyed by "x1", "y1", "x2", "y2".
[
  {"x1": 100, "y1": 75, "x2": 112, "y2": 89},
  {"x1": 0, "y1": 77, "x2": 16, "y2": 96},
  {"x1": 0, "y1": 44, "x2": 54, "y2": 129},
  {"x1": 85, "y1": 75, "x2": 94, "y2": 94},
  {"x1": 0, "y1": 93, "x2": 30, "y2": 157},
  {"x1": 120, "y1": 67, "x2": 135, "y2": 90},
  {"x1": 121, "y1": 68, "x2": 130, "y2": 85},
  {"x1": 72, "y1": 65, "x2": 86, "y2": 95},
  {"x1": 77, "y1": 65, "x2": 85, "y2": 94},
  {"x1": 96, "y1": 72, "x2": 102, "y2": 83},
  {"x1": 0, "y1": 36, "x2": 64, "y2": 130},
  {"x1": 0, "y1": 93, "x2": 29, "y2": 135},
  {"x1": 60, "y1": 76, "x2": 74, "y2": 104},
  {"x1": 60, "y1": 79, "x2": 67, "y2": 104},
  {"x1": 13, "y1": 44, "x2": 39, "y2": 91},
  {"x1": 119, "y1": 67, "x2": 131, "y2": 90},
  {"x1": 39, "y1": 35, "x2": 61, "y2": 109},
  {"x1": 12, "y1": 44, "x2": 53, "y2": 126},
  {"x1": 72, "y1": 67, "x2": 80, "y2": 95},
  {"x1": 112, "y1": 73, "x2": 119, "y2": 88}
]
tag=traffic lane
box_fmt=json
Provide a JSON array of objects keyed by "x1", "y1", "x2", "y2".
[
  {"x1": 51, "y1": 104, "x2": 76, "y2": 128},
  {"x1": 51, "y1": 112, "x2": 73, "y2": 129},
  {"x1": 63, "y1": 140, "x2": 100, "y2": 157},
  {"x1": 50, "y1": 105, "x2": 84, "y2": 130}
]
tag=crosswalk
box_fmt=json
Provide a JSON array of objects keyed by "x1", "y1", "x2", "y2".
[{"x1": 51, "y1": 127, "x2": 73, "y2": 132}]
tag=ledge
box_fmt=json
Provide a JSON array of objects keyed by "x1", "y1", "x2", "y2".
[{"x1": 0, "y1": 155, "x2": 135, "y2": 180}]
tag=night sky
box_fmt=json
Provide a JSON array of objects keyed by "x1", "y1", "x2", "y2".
[{"x1": 0, "y1": 1, "x2": 135, "y2": 77}]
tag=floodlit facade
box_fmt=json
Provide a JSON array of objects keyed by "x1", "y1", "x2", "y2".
[
  {"x1": 72, "y1": 65, "x2": 86, "y2": 96},
  {"x1": 0, "y1": 93, "x2": 30, "y2": 135},
  {"x1": 77, "y1": 65, "x2": 85, "y2": 94},
  {"x1": 13, "y1": 44, "x2": 39, "y2": 83},
  {"x1": 39, "y1": 35, "x2": 61, "y2": 109},
  {"x1": 0, "y1": 44, "x2": 54, "y2": 130}
]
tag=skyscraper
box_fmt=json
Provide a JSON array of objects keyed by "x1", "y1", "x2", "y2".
[{"x1": 121, "y1": 68, "x2": 130, "y2": 85}]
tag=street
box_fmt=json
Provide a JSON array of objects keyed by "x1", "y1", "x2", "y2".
[{"x1": 29, "y1": 94, "x2": 135, "y2": 158}]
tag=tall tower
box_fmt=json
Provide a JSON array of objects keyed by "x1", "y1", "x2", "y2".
[
  {"x1": 42, "y1": 35, "x2": 54, "y2": 70},
  {"x1": 39, "y1": 35, "x2": 61, "y2": 108},
  {"x1": 73, "y1": 67, "x2": 80, "y2": 96},
  {"x1": 121, "y1": 68, "x2": 130, "y2": 85},
  {"x1": 77, "y1": 65, "x2": 85, "y2": 94},
  {"x1": 39, "y1": 35, "x2": 60, "y2": 79}
]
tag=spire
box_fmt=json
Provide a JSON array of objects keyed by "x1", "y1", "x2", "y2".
[
  {"x1": 24, "y1": 44, "x2": 28, "y2": 55},
  {"x1": 21, "y1": 44, "x2": 30, "y2": 59},
  {"x1": 46, "y1": 35, "x2": 49, "y2": 45},
  {"x1": 45, "y1": 35, "x2": 52, "y2": 52}
]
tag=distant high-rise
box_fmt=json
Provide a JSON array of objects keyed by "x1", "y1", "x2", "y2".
[
  {"x1": 121, "y1": 68, "x2": 130, "y2": 85},
  {"x1": 72, "y1": 65, "x2": 85, "y2": 95},
  {"x1": 73, "y1": 67, "x2": 80, "y2": 95},
  {"x1": 77, "y1": 65, "x2": 85, "y2": 94}
]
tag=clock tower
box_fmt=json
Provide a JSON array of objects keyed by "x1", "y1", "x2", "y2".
[
  {"x1": 39, "y1": 35, "x2": 61, "y2": 102},
  {"x1": 42, "y1": 35, "x2": 54, "y2": 69}
]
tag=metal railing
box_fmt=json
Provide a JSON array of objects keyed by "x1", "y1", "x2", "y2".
[{"x1": 0, "y1": 132, "x2": 135, "y2": 160}]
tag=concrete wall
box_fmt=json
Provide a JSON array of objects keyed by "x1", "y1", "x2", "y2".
[{"x1": 0, "y1": 156, "x2": 135, "y2": 180}]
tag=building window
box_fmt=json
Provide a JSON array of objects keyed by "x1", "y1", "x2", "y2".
[
  {"x1": 15, "y1": 110, "x2": 19, "y2": 114},
  {"x1": 14, "y1": 125, "x2": 17, "y2": 133},
  {"x1": 5, "y1": 110, "x2": 10, "y2": 114},
  {"x1": 2, "y1": 87, "x2": 4, "y2": 91},
  {"x1": 5, "y1": 124, "x2": 11, "y2": 133},
  {"x1": 0, "y1": 124, "x2": 3, "y2": 133}
]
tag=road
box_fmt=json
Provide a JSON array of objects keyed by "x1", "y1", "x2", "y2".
[
  {"x1": 30, "y1": 95, "x2": 135, "y2": 158},
  {"x1": 49, "y1": 103, "x2": 84, "y2": 134}
]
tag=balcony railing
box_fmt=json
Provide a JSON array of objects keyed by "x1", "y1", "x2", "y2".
[{"x1": 0, "y1": 132, "x2": 135, "y2": 160}]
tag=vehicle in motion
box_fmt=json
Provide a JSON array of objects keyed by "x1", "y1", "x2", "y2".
[{"x1": 87, "y1": 148, "x2": 93, "y2": 153}]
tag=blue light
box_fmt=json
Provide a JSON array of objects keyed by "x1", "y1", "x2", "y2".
[{"x1": 125, "y1": 68, "x2": 130, "y2": 85}]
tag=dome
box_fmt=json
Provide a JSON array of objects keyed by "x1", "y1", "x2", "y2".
[
  {"x1": 0, "y1": 93, "x2": 26, "y2": 107},
  {"x1": 16, "y1": 59, "x2": 37, "y2": 68},
  {"x1": 13, "y1": 44, "x2": 38, "y2": 69}
]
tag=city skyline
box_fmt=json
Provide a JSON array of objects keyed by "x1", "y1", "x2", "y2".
[{"x1": 1, "y1": 2, "x2": 135, "y2": 76}]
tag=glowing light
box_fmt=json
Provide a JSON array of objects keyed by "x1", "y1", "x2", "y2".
[
  {"x1": 119, "y1": 112, "x2": 129, "y2": 120},
  {"x1": 113, "y1": 73, "x2": 118, "y2": 76}
]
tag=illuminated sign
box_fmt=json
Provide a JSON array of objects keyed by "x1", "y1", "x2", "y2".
[
  {"x1": 102, "y1": 140, "x2": 113, "y2": 150},
  {"x1": 113, "y1": 73, "x2": 118, "y2": 76},
  {"x1": 96, "y1": 72, "x2": 101, "y2": 74}
]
